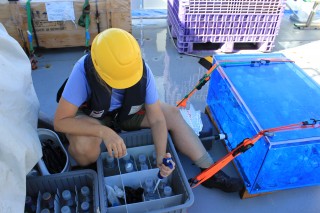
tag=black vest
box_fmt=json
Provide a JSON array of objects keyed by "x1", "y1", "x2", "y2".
[{"x1": 82, "y1": 54, "x2": 147, "y2": 122}]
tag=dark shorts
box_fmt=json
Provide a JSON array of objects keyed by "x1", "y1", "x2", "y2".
[{"x1": 76, "y1": 108, "x2": 145, "y2": 131}]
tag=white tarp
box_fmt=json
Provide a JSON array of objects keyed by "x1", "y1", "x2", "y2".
[
  {"x1": 180, "y1": 103, "x2": 203, "y2": 136},
  {"x1": 0, "y1": 23, "x2": 42, "y2": 212}
]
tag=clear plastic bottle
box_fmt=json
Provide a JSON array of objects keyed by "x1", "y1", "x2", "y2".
[
  {"x1": 157, "y1": 177, "x2": 168, "y2": 194},
  {"x1": 162, "y1": 186, "x2": 173, "y2": 197},
  {"x1": 41, "y1": 192, "x2": 54, "y2": 210},
  {"x1": 143, "y1": 177, "x2": 159, "y2": 201},
  {"x1": 125, "y1": 162, "x2": 134, "y2": 173},
  {"x1": 105, "y1": 155, "x2": 115, "y2": 168},
  {"x1": 61, "y1": 190, "x2": 75, "y2": 207},
  {"x1": 151, "y1": 151, "x2": 157, "y2": 168},
  {"x1": 80, "y1": 201, "x2": 90, "y2": 213},
  {"x1": 80, "y1": 186, "x2": 91, "y2": 203},
  {"x1": 120, "y1": 153, "x2": 136, "y2": 173},
  {"x1": 106, "y1": 185, "x2": 120, "y2": 207},
  {"x1": 138, "y1": 154, "x2": 149, "y2": 170},
  {"x1": 25, "y1": 195, "x2": 36, "y2": 212},
  {"x1": 104, "y1": 154, "x2": 119, "y2": 176},
  {"x1": 113, "y1": 185, "x2": 124, "y2": 199}
]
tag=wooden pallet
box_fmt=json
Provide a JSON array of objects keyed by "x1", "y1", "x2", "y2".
[
  {"x1": 0, "y1": 0, "x2": 131, "y2": 49},
  {"x1": 205, "y1": 106, "x2": 272, "y2": 199}
]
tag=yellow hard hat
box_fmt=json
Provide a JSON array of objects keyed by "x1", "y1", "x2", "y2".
[{"x1": 91, "y1": 28, "x2": 143, "y2": 89}]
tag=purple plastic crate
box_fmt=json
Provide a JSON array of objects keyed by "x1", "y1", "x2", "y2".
[
  {"x1": 169, "y1": 3, "x2": 283, "y2": 33},
  {"x1": 168, "y1": 4, "x2": 282, "y2": 37},
  {"x1": 167, "y1": 1, "x2": 282, "y2": 53},
  {"x1": 168, "y1": 0, "x2": 286, "y2": 15},
  {"x1": 169, "y1": 23, "x2": 277, "y2": 53}
]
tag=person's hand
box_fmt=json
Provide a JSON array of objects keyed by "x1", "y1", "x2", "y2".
[
  {"x1": 102, "y1": 130, "x2": 126, "y2": 158},
  {"x1": 158, "y1": 153, "x2": 175, "y2": 178}
]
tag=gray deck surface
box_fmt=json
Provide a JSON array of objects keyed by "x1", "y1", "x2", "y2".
[{"x1": 31, "y1": 11, "x2": 320, "y2": 213}]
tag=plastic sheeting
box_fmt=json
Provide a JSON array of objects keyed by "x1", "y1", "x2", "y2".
[
  {"x1": 0, "y1": 23, "x2": 42, "y2": 212},
  {"x1": 180, "y1": 103, "x2": 203, "y2": 136}
]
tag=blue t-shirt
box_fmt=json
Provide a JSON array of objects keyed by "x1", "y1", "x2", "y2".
[{"x1": 62, "y1": 55, "x2": 159, "y2": 111}]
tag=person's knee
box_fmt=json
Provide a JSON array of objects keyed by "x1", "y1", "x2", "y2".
[
  {"x1": 69, "y1": 137, "x2": 101, "y2": 163},
  {"x1": 163, "y1": 103, "x2": 180, "y2": 117},
  {"x1": 161, "y1": 103, "x2": 182, "y2": 130}
]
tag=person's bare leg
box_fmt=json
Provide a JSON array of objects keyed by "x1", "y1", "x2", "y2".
[
  {"x1": 141, "y1": 102, "x2": 243, "y2": 192},
  {"x1": 66, "y1": 116, "x2": 102, "y2": 166},
  {"x1": 141, "y1": 102, "x2": 207, "y2": 162},
  {"x1": 67, "y1": 135, "x2": 101, "y2": 166}
]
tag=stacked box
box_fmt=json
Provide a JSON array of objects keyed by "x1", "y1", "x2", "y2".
[
  {"x1": 167, "y1": 0, "x2": 286, "y2": 53},
  {"x1": 206, "y1": 53, "x2": 320, "y2": 194},
  {"x1": 97, "y1": 129, "x2": 194, "y2": 213},
  {"x1": 0, "y1": 0, "x2": 131, "y2": 49}
]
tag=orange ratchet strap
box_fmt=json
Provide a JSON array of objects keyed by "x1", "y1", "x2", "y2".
[
  {"x1": 176, "y1": 62, "x2": 219, "y2": 108},
  {"x1": 189, "y1": 119, "x2": 320, "y2": 188}
]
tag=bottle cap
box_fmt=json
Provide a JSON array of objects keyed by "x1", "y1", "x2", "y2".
[
  {"x1": 62, "y1": 190, "x2": 71, "y2": 200},
  {"x1": 81, "y1": 186, "x2": 90, "y2": 196},
  {"x1": 40, "y1": 209, "x2": 50, "y2": 213},
  {"x1": 163, "y1": 186, "x2": 172, "y2": 196},
  {"x1": 42, "y1": 192, "x2": 51, "y2": 201},
  {"x1": 125, "y1": 162, "x2": 134, "y2": 172},
  {"x1": 61, "y1": 205, "x2": 71, "y2": 213},
  {"x1": 122, "y1": 153, "x2": 130, "y2": 161},
  {"x1": 106, "y1": 155, "x2": 114, "y2": 163},
  {"x1": 81, "y1": 201, "x2": 90, "y2": 211},
  {"x1": 138, "y1": 154, "x2": 146, "y2": 163}
]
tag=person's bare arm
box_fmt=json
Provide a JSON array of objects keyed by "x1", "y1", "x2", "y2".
[
  {"x1": 145, "y1": 101, "x2": 175, "y2": 176},
  {"x1": 53, "y1": 97, "x2": 126, "y2": 157}
]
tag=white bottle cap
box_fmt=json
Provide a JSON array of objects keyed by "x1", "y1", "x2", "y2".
[
  {"x1": 62, "y1": 190, "x2": 71, "y2": 200},
  {"x1": 81, "y1": 186, "x2": 90, "y2": 196},
  {"x1": 61, "y1": 206, "x2": 71, "y2": 213},
  {"x1": 81, "y1": 201, "x2": 90, "y2": 211},
  {"x1": 125, "y1": 162, "x2": 134, "y2": 172},
  {"x1": 123, "y1": 153, "x2": 130, "y2": 161},
  {"x1": 138, "y1": 154, "x2": 146, "y2": 163},
  {"x1": 163, "y1": 186, "x2": 172, "y2": 196},
  {"x1": 40, "y1": 209, "x2": 50, "y2": 213},
  {"x1": 42, "y1": 192, "x2": 51, "y2": 201},
  {"x1": 106, "y1": 155, "x2": 114, "y2": 163}
]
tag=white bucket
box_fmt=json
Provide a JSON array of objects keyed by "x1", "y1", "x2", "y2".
[{"x1": 37, "y1": 128, "x2": 70, "y2": 175}]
